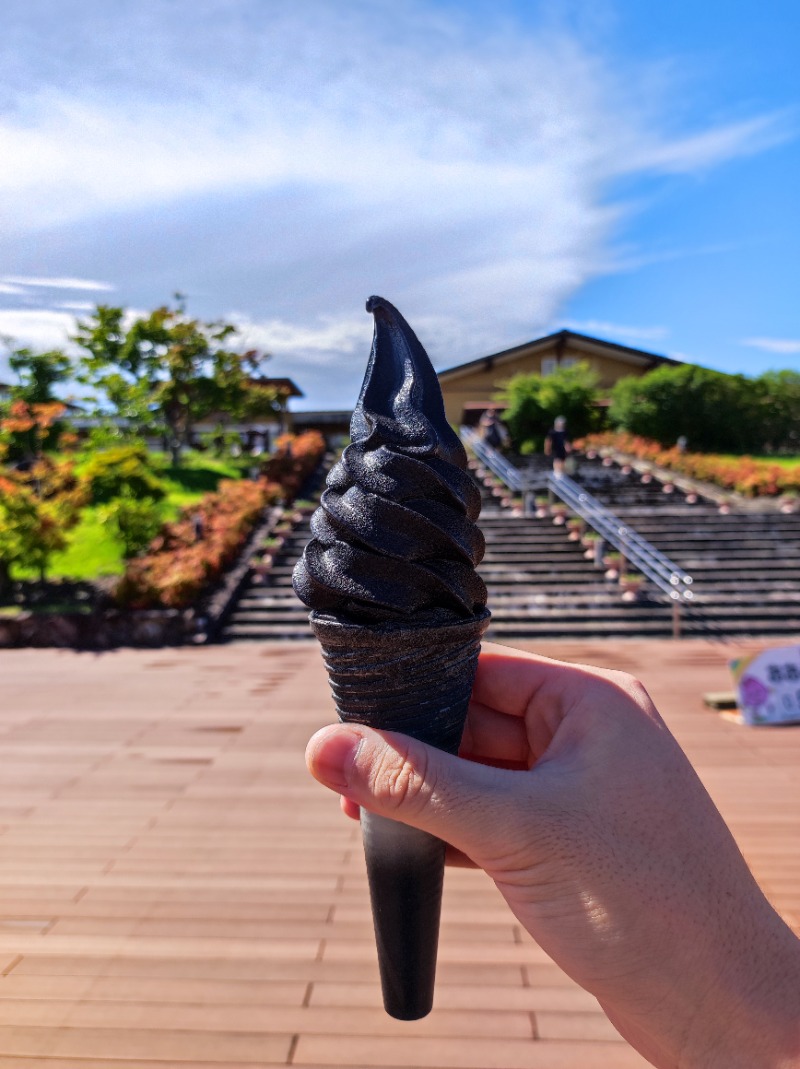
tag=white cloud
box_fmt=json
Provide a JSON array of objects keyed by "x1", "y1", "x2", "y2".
[
  {"x1": 0, "y1": 4, "x2": 786, "y2": 239},
  {"x1": 741, "y1": 337, "x2": 800, "y2": 355},
  {"x1": 614, "y1": 113, "x2": 792, "y2": 176},
  {"x1": 0, "y1": 309, "x2": 81, "y2": 383},
  {"x1": 0, "y1": 276, "x2": 115, "y2": 291},
  {"x1": 0, "y1": 309, "x2": 78, "y2": 350},
  {"x1": 54, "y1": 301, "x2": 97, "y2": 312},
  {"x1": 0, "y1": 1, "x2": 793, "y2": 406},
  {"x1": 229, "y1": 313, "x2": 369, "y2": 367}
]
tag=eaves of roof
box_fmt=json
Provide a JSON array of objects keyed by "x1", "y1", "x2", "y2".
[{"x1": 436, "y1": 329, "x2": 681, "y2": 383}]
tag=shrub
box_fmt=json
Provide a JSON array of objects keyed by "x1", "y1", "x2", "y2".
[
  {"x1": 82, "y1": 445, "x2": 167, "y2": 505},
  {"x1": 608, "y1": 365, "x2": 764, "y2": 453},
  {"x1": 580, "y1": 432, "x2": 800, "y2": 497},
  {"x1": 115, "y1": 478, "x2": 282, "y2": 608},
  {"x1": 497, "y1": 363, "x2": 601, "y2": 452},
  {"x1": 114, "y1": 430, "x2": 326, "y2": 610},
  {"x1": 262, "y1": 430, "x2": 326, "y2": 501},
  {"x1": 103, "y1": 494, "x2": 167, "y2": 558},
  {"x1": 0, "y1": 458, "x2": 85, "y2": 586}
]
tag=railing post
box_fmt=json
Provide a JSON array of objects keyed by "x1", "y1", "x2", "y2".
[
  {"x1": 672, "y1": 601, "x2": 682, "y2": 639},
  {"x1": 594, "y1": 537, "x2": 606, "y2": 568}
]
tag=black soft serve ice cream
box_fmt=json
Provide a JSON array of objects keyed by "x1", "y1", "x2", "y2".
[
  {"x1": 293, "y1": 295, "x2": 487, "y2": 625},
  {"x1": 294, "y1": 297, "x2": 490, "y2": 1020}
]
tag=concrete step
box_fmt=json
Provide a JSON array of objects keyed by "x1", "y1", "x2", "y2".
[
  {"x1": 486, "y1": 618, "x2": 800, "y2": 638},
  {"x1": 225, "y1": 623, "x2": 315, "y2": 640},
  {"x1": 222, "y1": 449, "x2": 800, "y2": 641},
  {"x1": 229, "y1": 610, "x2": 309, "y2": 624}
]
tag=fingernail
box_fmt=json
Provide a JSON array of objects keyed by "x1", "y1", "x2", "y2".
[{"x1": 307, "y1": 725, "x2": 362, "y2": 793}]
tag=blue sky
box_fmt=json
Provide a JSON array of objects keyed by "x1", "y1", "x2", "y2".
[{"x1": 0, "y1": 0, "x2": 797, "y2": 409}]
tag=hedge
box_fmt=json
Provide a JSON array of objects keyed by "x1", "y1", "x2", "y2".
[
  {"x1": 115, "y1": 430, "x2": 326, "y2": 609},
  {"x1": 580, "y1": 432, "x2": 800, "y2": 498}
]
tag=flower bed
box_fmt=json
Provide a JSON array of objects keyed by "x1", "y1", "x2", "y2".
[
  {"x1": 115, "y1": 431, "x2": 326, "y2": 610},
  {"x1": 578, "y1": 432, "x2": 800, "y2": 498},
  {"x1": 115, "y1": 478, "x2": 283, "y2": 609},
  {"x1": 261, "y1": 430, "x2": 326, "y2": 503}
]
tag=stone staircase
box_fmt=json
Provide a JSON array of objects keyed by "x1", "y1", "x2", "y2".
[
  {"x1": 224, "y1": 511, "x2": 319, "y2": 640},
  {"x1": 221, "y1": 451, "x2": 800, "y2": 641}
]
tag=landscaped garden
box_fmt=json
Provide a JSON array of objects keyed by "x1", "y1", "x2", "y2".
[
  {"x1": 493, "y1": 357, "x2": 800, "y2": 502},
  {"x1": 12, "y1": 448, "x2": 252, "y2": 583},
  {"x1": 0, "y1": 423, "x2": 324, "y2": 619},
  {"x1": 0, "y1": 300, "x2": 326, "y2": 644},
  {"x1": 578, "y1": 432, "x2": 800, "y2": 499}
]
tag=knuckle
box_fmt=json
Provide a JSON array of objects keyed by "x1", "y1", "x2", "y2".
[
  {"x1": 607, "y1": 669, "x2": 650, "y2": 707},
  {"x1": 371, "y1": 740, "x2": 432, "y2": 815}
]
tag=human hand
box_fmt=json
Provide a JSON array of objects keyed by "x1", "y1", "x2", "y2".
[{"x1": 307, "y1": 643, "x2": 800, "y2": 1069}]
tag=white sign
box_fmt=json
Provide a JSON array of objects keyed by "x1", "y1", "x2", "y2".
[{"x1": 730, "y1": 645, "x2": 800, "y2": 726}]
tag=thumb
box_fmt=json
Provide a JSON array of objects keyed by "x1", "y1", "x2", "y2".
[{"x1": 306, "y1": 723, "x2": 516, "y2": 866}]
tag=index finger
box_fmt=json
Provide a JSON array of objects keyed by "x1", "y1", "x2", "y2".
[{"x1": 472, "y1": 642, "x2": 615, "y2": 719}]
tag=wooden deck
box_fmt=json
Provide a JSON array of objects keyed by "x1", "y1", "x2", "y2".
[{"x1": 0, "y1": 638, "x2": 797, "y2": 1068}]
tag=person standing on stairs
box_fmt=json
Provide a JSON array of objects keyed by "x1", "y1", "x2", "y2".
[
  {"x1": 545, "y1": 415, "x2": 572, "y2": 476},
  {"x1": 478, "y1": 409, "x2": 509, "y2": 453}
]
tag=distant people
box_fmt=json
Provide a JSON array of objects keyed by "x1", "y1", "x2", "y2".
[
  {"x1": 545, "y1": 416, "x2": 571, "y2": 475},
  {"x1": 478, "y1": 410, "x2": 509, "y2": 452},
  {"x1": 676, "y1": 435, "x2": 688, "y2": 454}
]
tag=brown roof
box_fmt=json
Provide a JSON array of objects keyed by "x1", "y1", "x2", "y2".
[
  {"x1": 438, "y1": 329, "x2": 681, "y2": 382},
  {"x1": 248, "y1": 376, "x2": 304, "y2": 399}
]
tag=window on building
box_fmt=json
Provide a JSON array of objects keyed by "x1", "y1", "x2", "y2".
[
  {"x1": 561, "y1": 357, "x2": 578, "y2": 369},
  {"x1": 541, "y1": 357, "x2": 557, "y2": 377}
]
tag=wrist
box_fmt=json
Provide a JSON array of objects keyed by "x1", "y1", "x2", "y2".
[{"x1": 681, "y1": 906, "x2": 800, "y2": 1069}]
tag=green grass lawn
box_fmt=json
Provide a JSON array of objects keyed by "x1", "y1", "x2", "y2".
[
  {"x1": 722, "y1": 455, "x2": 800, "y2": 467},
  {"x1": 45, "y1": 506, "x2": 128, "y2": 580},
  {"x1": 15, "y1": 450, "x2": 248, "y2": 582}
]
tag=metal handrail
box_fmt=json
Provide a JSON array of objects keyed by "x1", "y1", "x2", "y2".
[
  {"x1": 461, "y1": 426, "x2": 695, "y2": 611},
  {"x1": 546, "y1": 473, "x2": 694, "y2": 604},
  {"x1": 461, "y1": 426, "x2": 527, "y2": 491}
]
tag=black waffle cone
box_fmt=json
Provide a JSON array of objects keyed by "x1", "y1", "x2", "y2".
[
  {"x1": 310, "y1": 608, "x2": 490, "y2": 1019},
  {"x1": 310, "y1": 609, "x2": 490, "y2": 753}
]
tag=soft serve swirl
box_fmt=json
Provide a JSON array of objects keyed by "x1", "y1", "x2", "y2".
[{"x1": 292, "y1": 296, "x2": 487, "y2": 624}]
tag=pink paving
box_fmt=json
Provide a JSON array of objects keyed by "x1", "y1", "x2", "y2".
[{"x1": 0, "y1": 638, "x2": 797, "y2": 1068}]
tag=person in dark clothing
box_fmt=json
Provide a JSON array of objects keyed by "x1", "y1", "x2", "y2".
[
  {"x1": 478, "y1": 410, "x2": 509, "y2": 452},
  {"x1": 544, "y1": 415, "x2": 571, "y2": 475}
]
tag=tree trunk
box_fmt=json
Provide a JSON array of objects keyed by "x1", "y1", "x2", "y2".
[{"x1": 0, "y1": 560, "x2": 10, "y2": 598}]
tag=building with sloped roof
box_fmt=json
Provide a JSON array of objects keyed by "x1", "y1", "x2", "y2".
[
  {"x1": 438, "y1": 329, "x2": 681, "y2": 427},
  {"x1": 192, "y1": 376, "x2": 305, "y2": 451}
]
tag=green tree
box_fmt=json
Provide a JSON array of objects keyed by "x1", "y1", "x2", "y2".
[
  {"x1": 81, "y1": 444, "x2": 166, "y2": 505},
  {"x1": 497, "y1": 362, "x2": 601, "y2": 452},
  {"x1": 609, "y1": 365, "x2": 763, "y2": 453},
  {"x1": 1, "y1": 345, "x2": 72, "y2": 458},
  {"x1": 102, "y1": 493, "x2": 166, "y2": 558},
  {"x1": 74, "y1": 302, "x2": 280, "y2": 464},
  {"x1": 756, "y1": 370, "x2": 800, "y2": 453},
  {"x1": 0, "y1": 458, "x2": 84, "y2": 588},
  {"x1": 1, "y1": 400, "x2": 67, "y2": 466},
  {"x1": 497, "y1": 373, "x2": 545, "y2": 453},
  {"x1": 7, "y1": 347, "x2": 72, "y2": 404}
]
